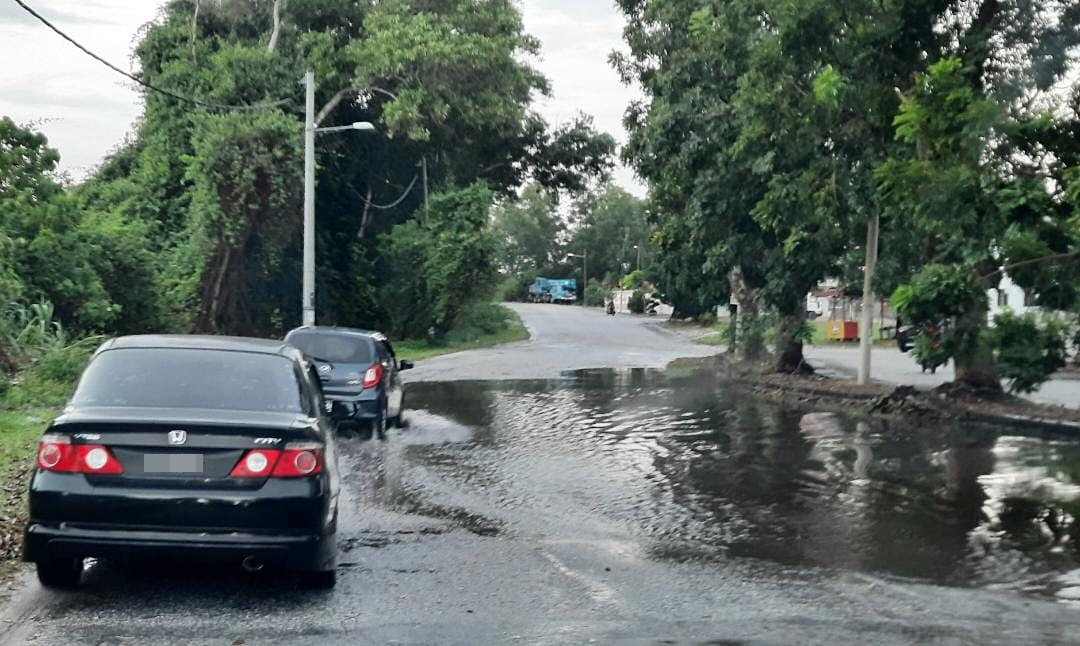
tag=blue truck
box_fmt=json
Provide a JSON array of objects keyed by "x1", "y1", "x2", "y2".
[{"x1": 528, "y1": 277, "x2": 578, "y2": 304}]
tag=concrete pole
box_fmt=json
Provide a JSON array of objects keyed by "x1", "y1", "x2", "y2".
[
  {"x1": 302, "y1": 69, "x2": 316, "y2": 327},
  {"x1": 582, "y1": 252, "x2": 588, "y2": 306},
  {"x1": 857, "y1": 214, "x2": 880, "y2": 384}
]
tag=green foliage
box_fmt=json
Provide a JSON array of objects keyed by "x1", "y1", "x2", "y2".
[
  {"x1": 892, "y1": 265, "x2": 987, "y2": 327},
  {"x1": 989, "y1": 311, "x2": 1068, "y2": 394},
  {"x1": 620, "y1": 270, "x2": 646, "y2": 290},
  {"x1": 628, "y1": 290, "x2": 646, "y2": 315},
  {"x1": 568, "y1": 185, "x2": 651, "y2": 286},
  {"x1": 382, "y1": 184, "x2": 498, "y2": 338},
  {"x1": 495, "y1": 273, "x2": 535, "y2": 303},
  {"x1": 445, "y1": 302, "x2": 516, "y2": 344},
  {"x1": 584, "y1": 279, "x2": 608, "y2": 307}
]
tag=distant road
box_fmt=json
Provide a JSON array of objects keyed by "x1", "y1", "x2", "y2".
[{"x1": 404, "y1": 303, "x2": 716, "y2": 382}]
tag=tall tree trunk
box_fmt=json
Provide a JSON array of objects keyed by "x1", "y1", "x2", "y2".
[
  {"x1": 952, "y1": 302, "x2": 1002, "y2": 391},
  {"x1": 267, "y1": 0, "x2": 284, "y2": 52},
  {"x1": 190, "y1": 0, "x2": 200, "y2": 64},
  {"x1": 728, "y1": 267, "x2": 763, "y2": 360}
]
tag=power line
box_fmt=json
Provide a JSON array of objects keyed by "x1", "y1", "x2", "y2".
[
  {"x1": 357, "y1": 174, "x2": 420, "y2": 211},
  {"x1": 12, "y1": 0, "x2": 295, "y2": 111}
]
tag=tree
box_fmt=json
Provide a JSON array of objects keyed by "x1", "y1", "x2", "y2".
[
  {"x1": 491, "y1": 184, "x2": 563, "y2": 275},
  {"x1": 381, "y1": 183, "x2": 498, "y2": 338},
  {"x1": 0, "y1": 118, "x2": 118, "y2": 330},
  {"x1": 568, "y1": 184, "x2": 650, "y2": 286},
  {"x1": 75, "y1": 0, "x2": 615, "y2": 337}
]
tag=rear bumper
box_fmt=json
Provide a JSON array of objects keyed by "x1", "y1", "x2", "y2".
[
  {"x1": 23, "y1": 523, "x2": 335, "y2": 571},
  {"x1": 325, "y1": 391, "x2": 382, "y2": 421}
]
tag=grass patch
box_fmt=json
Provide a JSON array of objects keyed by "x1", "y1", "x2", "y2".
[
  {"x1": 0, "y1": 408, "x2": 54, "y2": 566},
  {"x1": 394, "y1": 304, "x2": 529, "y2": 361}
]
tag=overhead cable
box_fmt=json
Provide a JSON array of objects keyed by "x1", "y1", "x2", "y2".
[
  {"x1": 12, "y1": 0, "x2": 295, "y2": 111},
  {"x1": 358, "y1": 174, "x2": 420, "y2": 210}
]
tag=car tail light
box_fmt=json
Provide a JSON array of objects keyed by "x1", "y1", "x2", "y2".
[
  {"x1": 230, "y1": 449, "x2": 282, "y2": 478},
  {"x1": 362, "y1": 363, "x2": 384, "y2": 389},
  {"x1": 271, "y1": 443, "x2": 324, "y2": 477},
  {"x1": 37, "y1": 435, "x2": 123, "y2": 474}
]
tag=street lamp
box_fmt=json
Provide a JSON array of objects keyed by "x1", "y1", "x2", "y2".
[
  {"x1": 303, "y1": 69, "x2": 376, "y2": 327},
  {"x1": 633, "y1": 244, "x2": 641, "y2": 272},
  {"x1": 567, "y1": 252, "x2": 587, "y2": 306}
]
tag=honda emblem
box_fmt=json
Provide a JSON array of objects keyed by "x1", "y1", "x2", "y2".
[{"x1": 168, "y1": 430, "x2": 188, "y2": 446}]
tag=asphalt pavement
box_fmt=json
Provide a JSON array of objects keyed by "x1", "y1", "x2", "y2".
[
  {"x1": 2, "y1": 304, "x2": 1079, "y2": 645},
  {"x1": 804, "y1": 344, "x2": 1078, "y2": 408}
]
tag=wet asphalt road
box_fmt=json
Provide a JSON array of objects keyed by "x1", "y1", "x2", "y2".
[{"x1": 3, "y1": 305, "x2": 1080, "y2": 644}]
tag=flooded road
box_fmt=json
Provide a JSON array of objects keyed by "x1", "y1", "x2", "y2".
[{"x1": 402, "y1": 369, "x2": 1080, "y2": 599}]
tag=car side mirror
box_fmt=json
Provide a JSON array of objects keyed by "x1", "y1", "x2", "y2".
[{"x1": 399, "y1": 360, "x2": 414, "y2": 371}]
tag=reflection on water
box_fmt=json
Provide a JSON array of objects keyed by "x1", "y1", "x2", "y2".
[{"x1": 402, "y1": 368, "x2": 1080, "y2": 598}]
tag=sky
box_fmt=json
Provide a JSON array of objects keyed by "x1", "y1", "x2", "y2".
[{"x1": 0, "y1": 0, "x2": 645, "y2": 195}]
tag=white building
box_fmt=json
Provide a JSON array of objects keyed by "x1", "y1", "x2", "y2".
[{"x1": 988, "y1": 275, "x2": 1039, "y2": 320}]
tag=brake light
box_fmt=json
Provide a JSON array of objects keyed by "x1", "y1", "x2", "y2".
[
  {"x1": 362, "y1": 363, "x2": 384, "y2": 389},
  {"x1": 37, "y1": 435, "x2": 124, "y2": 474},
  {"x1": 230, "y1": 449, "x2": 282, "y2": 478},
  {"x1": 271, "y1": 443, "x2": 324, "y2": 477},
  {"x1": 230, "y1": 445, "x2": 323, "y2": 478}
]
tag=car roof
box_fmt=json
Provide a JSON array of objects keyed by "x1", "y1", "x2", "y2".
[
  {"x1": 285, "y1": 326, "x2": 388, "y2": 342},
  {"x1": 98, "y1": 335, "x2": 306, "y2": 361}
]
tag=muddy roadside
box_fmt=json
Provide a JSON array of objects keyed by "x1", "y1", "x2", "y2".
[{"x1": 669, "y1": 354, "x2": 1080, "y2": 434}]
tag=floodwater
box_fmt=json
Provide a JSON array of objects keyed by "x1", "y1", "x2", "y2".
[{"x1": 400, "y1": 367, "x2": 1080, "y2": 602}]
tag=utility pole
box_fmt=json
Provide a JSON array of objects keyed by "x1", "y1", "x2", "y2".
[
  {"x1": 302, "y1": 69, "x2": 316, "y2": 327},
  {"x1": 583, "y1": 251, "x2": 588, "y2": 306},
  {"x1": 857, "y1": 214, "x2": 880, "y2": 385},
  {"x1": 421, "y1": 155, "x2": 429, "y2": 214}
]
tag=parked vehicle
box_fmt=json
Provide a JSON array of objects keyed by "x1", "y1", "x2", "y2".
[
  {"x1": 528, "y1": 277, "x2": 578, "y2": 304},
  {"x1": 896, "y1": 320, "x2": 913, "y2": 353},
  {"x1": 285, "y1": 326, "x2": 412, "y2": 437},
  {"x1": 23, "y1": 335, "x2": 340, "y2": 589}
]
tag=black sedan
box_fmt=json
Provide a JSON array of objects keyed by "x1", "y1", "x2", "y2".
[{"x1": 23, "y1": 336, "x2": 340, "y2": 588}]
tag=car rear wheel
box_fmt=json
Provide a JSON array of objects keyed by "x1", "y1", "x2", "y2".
[
  {"x1": 372, "y1": 409, "x2": 387, "y2": 440},
  {"x1": 390, "y1": 396, "x2": 405, "y2": 428},
  {"x1": 301, "y1": 569, "x2": 336, "y2": 589},
  {"x1": 36, "y1": 556, "x2": 82, "y2": 588}
]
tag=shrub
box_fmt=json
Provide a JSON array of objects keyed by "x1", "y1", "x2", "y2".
[
  {"x1": 989, "y1": 311, "x2": 1068, "y2": 394},
  {"x1": 698, "y1": 311, "x2": 717, "y2": 327},
  {"x1": 497, "y1": 274, "x2": 534, "y2": 302},
  {"x1": 628, "y1": 290, "x2": 646, "y2": 314},
  {"x1": 621, "y1": 270, "x2": 646, "y2": 290},
  {"x1": 584, "y1": 279, "x2": 607, "y2": 307},
  {"x1": 445, "y1": 302, "x2": 514, "y2": 343}
]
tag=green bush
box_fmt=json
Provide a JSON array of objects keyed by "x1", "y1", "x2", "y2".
[
  {"x1": 989, "y1": 311, "x2": 1067, "y2": 394},
  {"x1": 496, "y1": 274, "x2": 534, "y2": 302},
  {"x1": 628, "y1": 290, "x2": 646, "y2": 314},
  {"x1": 621, "y1": 270, "x2": 646, "y2": 290},
  {"x1": 698, "y1": 311, "x2": 717, "y2": 327},
  {"x1": 446, "y1": 302, "x2": 514, "y2": 343},
  {"x1": 32, "y1": 337, "x2": 100, "y2": 383},
  {"x1": 584, "y1": 279, "x2": 607, "y2": 307}
]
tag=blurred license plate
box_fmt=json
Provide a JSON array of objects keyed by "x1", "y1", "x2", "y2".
[{"x1": 144, "y1": 454, "x2": 203, "y2": 474}]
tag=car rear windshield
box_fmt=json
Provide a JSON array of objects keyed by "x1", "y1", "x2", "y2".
[
  {"x1": 286, "y1": 332, "x2": 373, "y2": 364},
  {"x1": 71, "y1": 348, "x2": 304, "y2": 412}
]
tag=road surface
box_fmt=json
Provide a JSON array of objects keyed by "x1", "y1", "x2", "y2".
[
  {"x1": 2, "y1": 304, "x2": 1079, "y2": 645},
  {"x1": 404, "y1": 303, "x2": 716, "y2": 381},
  {"x1": 804, "y1": 345, "x2": 1079, "y2": 408}
]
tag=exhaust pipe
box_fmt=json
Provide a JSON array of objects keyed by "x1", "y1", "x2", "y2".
[{"x1": 241, "y1": 556, "x2": 264, "y2": 572}]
